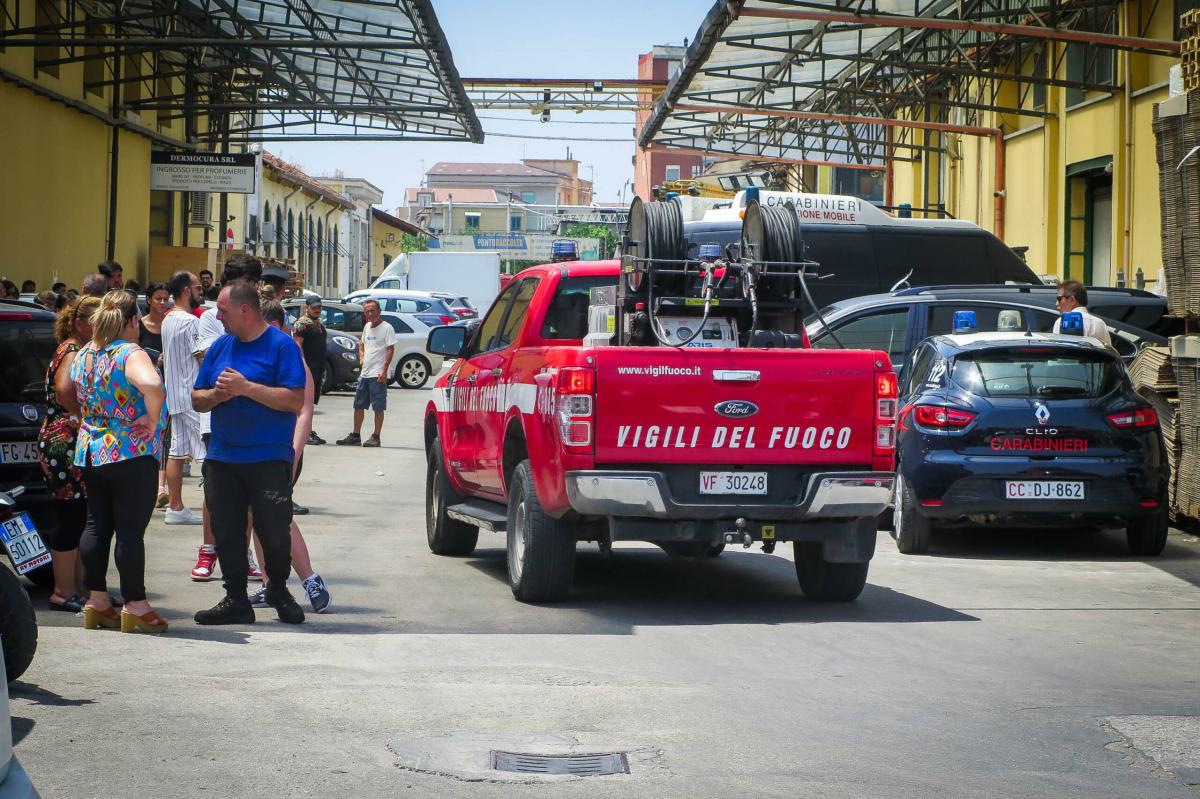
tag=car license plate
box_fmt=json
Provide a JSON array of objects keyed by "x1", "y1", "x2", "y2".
[
  {"x1": 0, "y1": 513, "x2": 50, "y2": 574},
  {"x1": 1004, "y1": 480, "x2": 1085, "y2": 500},
  {"x1": 699, "y1": 471, "x2": 768, "y2": 495},
  {"x1": 0, "y1": 442, "x2": 38, "y2": 465}
]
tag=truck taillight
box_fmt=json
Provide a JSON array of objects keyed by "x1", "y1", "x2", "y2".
[
  {"x1": 557, "y1": 367, "x2": 595, "y2": 449},
  {"x1": 874, "y1": 371, "x2": 898, "y2": 457}
]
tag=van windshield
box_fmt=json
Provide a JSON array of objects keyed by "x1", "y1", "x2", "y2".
[{"x1": 950, "y1": 347, "x2": 1121, "y2": 398}]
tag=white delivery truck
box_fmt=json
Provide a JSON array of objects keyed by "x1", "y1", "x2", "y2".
[{"x1": 371, "y1": 251, "x2": 501, "y2": 313}]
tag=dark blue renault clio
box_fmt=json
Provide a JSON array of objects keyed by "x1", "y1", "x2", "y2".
[{"x1": 893, "y1": 330, "x2": 1168, "y2": 556}]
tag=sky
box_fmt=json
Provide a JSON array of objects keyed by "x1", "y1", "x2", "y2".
[{"x1": 270, "y1": 0, "x2": 713, "y2": 209}]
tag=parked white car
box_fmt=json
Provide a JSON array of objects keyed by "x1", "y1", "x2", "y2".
[
  {"x1": 342, "y1": 289, "x2": 458, "y2": 329},
  {"x1": 378, "y1": 311, "x2": 444, "y2": 389}
]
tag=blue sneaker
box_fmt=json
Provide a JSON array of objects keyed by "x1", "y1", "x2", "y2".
[
  {"x1": 303, "y1": 573, "x2": 331, "y2": 614},
  {"x1": 249, "y1": 586, "x2": 269, "y2": 608}
]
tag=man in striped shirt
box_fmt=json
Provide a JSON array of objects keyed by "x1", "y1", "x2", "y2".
[{"x1": 161, "y1": 270, "x2": 206, "y2": 526}]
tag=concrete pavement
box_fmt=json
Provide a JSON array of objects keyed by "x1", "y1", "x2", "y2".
[{"x1": 10, "y1": 387, "x2": 1200, "y2": 798}]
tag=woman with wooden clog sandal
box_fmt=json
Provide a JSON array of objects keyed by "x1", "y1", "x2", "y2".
[{"x1": 69, "y1": 290, "x2": 168, "y2": 634}]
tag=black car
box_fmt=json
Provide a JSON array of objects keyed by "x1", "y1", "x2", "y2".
[
  {"x1": 892, "y1": 332, "x2": 1168, "y2": 556},
  {"x1": 804, "y1": 292, "x2": 1166, "y2": 370},
  {"x1": 281, "y1": 300, "x2": 362, "y2": 394},
  {"x1": 0, "y1": 302, "x2": 59, "y2": 585}
]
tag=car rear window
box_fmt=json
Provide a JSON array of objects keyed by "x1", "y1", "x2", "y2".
[
  {"x1": 950, "y1": 347, "x2": 1122, "y2": 398},
  {"x1": 0, "y1": 321, "x2": 57, "y2": 403}
]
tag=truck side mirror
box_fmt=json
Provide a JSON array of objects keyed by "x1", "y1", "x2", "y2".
[{"x1": 427, "y1": 326, "x2": 468, "y2": 357}]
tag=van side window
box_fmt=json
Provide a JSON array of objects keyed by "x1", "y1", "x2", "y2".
[{"x1": 875, "y1": 232, "x2": 988, "y2": 289}]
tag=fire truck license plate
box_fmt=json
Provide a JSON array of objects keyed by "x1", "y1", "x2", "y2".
[
  {"x1": 1004, "y1": 480, "x2": 1085, "y2": 500},
  {"x1": 0, "y1": 513, "x2": 51, "y2": 574},
  {"x1": 700, "y1": 472, "x2": 768, "y2": 495}
]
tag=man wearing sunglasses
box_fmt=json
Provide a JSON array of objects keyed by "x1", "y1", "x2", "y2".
[{"x1": 1051, "y1": 280, "x2": 1112, "y2": 345}]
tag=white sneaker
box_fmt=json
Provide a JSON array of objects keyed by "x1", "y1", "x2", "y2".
[{"x1": 165, "y1": 506, "x2": 203, "y2": 525}]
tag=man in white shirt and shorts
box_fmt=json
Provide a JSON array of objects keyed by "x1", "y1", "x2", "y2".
[
  {"x1": 161, "y1": 270, "x2": 206, "y2": 525},
  {"x1": 336, "y1": 298, "x2": 395, "y2": 448}
]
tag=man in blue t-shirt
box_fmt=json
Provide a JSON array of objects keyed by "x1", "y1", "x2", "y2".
[{"x1": 192, "y1": 281, "x2": 307, "y2": 625}]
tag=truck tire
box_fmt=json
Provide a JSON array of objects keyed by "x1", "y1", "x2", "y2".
[
  {"x1": 425, "y1": 441, "x2": 479, "y2": 556},
  {"x1": 793, "y1": 542, "x2": 869, "y2": 602},
  {"x1": 893, "y1": 472, "x2": 931, "y2": 555},
  {"x1": 0, "y1": 566, "x2": 37, "y2": 682},
  {"x1": 507, "y1": 460, "x2": 575, "y2": 602},
  {"x1": 1126, "y1": 505, "x2": 1168, "y2": 556},
  {"x1": 395, "y1": 355, "x2": 431, "y2": 389}
]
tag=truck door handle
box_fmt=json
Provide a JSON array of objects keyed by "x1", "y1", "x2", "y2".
[
  {"x1": 489, "y1": 368, "x2": 503, "y2": 377},
  {"x1": 713, "y1": 369, "x2": 761, "y2": 382},
  {"x1": 466, "y1": 375, "x2": 477, "y2": 383}
]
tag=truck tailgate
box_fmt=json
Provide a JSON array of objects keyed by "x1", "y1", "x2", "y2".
[{"x1": 593, "y1": 347, "x2": 882, "y2": 466}]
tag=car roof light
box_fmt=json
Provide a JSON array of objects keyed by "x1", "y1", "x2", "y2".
[
  {"x1": 952, "y1": 310, "x2": 977, "y2": 334},
  {"x1": 1060, "y1": 311, "x2": 1084, "y2": 335}
]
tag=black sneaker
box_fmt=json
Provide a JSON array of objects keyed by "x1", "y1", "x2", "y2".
[
  {"x1": 308, "y1": 431, "x2": 326, "y2": 446},
  {"x1": 266, "y1": 588, "x2": 305, "y2": 625},
  {"x1": 292, "y1": 502, "x2": 309, "y2": 515},
  {"x1": 194, "y1": 596, "x2": 256, "y2": 625},
  {"x1": 336, "y1": 433, "x2": 361, "y2": 446}
]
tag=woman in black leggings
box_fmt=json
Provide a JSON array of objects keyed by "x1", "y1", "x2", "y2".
[{"x1": 69, "y1": 290, "x2": 168, "y2": 634}]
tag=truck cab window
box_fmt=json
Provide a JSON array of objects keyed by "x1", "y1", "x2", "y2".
[
  {"x1": 471, "y1": 282, "x2": 519, "y2": 355},
  {"x1": 494, "y1": 279, "x2": 538, "y2": 350},
  {"x1": 541, "y1": 275, "x2": 617, "y2": 340}
]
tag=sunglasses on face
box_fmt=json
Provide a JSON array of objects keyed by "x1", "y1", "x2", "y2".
[{"x1": 1055, "y1": 295, "x2": 1068, "y2": 302}]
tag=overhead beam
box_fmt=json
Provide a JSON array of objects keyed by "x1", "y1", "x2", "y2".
[{"x1": 736, "y1": 8, "x2": 1181, "y2": 55}]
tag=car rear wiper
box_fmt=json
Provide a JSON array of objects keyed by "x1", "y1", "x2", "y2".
[{"x1": 1035, "y1": 385, "x2": 1087, "y2": 396}]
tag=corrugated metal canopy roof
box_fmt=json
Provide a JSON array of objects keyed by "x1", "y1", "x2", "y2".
[
  {"x1": 1, "y1": 0, "x2": 482, "y2": 145},
  {"x1": 639, "y1": 0, "x2": 1175, "y2": 165}
]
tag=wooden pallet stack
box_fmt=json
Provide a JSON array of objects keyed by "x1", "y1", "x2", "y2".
[
  {"x1": 1171, "y1": 337, "x2": 1200, "y2": 523},
  {"x1": 1130, "y1": 347, "x2": 1182, "y2": 518}
]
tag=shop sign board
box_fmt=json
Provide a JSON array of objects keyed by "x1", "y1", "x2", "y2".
[
  {"x1": 151, "y1": 152, "x2": 257, "y2": 194},
  {"x1": 429, "y1": 232, "x2": 600, "y2": 261}
]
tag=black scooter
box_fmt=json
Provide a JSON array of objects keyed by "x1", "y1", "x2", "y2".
[{"x1": 0, "y1": 488, "x2": 40, "y2": 682}]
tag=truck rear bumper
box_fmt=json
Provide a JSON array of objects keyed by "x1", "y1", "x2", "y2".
[{"x1": 564, "y1": 470, "x2": 893, "y2": 521}]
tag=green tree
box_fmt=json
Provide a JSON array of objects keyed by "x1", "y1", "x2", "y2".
[
  {"x1": 562, "y1": 223, "x2": 618, "y2": 259},
  {"x1": 400, "y1": 233, "x2": 428, "y2": 253}
]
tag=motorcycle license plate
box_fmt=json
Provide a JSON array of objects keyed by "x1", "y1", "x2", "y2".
[
  {"x1": 0, "y1": 513, "x2": 51, "y2": 574},
  {"x1": 1004, "y1": 480, "x2": 1085, "y2": 500},
  {"x1": 699, "y1": 471, "x2": 768, "y2": 495}
]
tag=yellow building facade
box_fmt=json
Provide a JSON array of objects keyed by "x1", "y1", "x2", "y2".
[{"x1": 874, "y1": 1, "x2": 1181, "y2": 287}]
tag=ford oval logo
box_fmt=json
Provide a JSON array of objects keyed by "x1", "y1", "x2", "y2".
[{"x1": 714, "y1": 400, "x2": 759, "y2": 418}]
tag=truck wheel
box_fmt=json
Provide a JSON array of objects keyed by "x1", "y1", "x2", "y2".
[
  {"x1": 0, "y1": 566, "x2": 37, "y2": 682},
  {"x1": 425, "y1": 440, "x2": 478, "y2": 556},
  {"x1": 507, "y1": 460, "x2": 575, "y2": 602},
  {"x1": 1126, "y1": 505, "x2": 1168, "y2": 556},
  {"x1": 793, "y1": 542, "x2": 869, "y2": 602},
  {"x1": 893, "y1": 472, "x2": 931, "y2": 555},
  {"x1": 396, "y1": 355, "x2": 431, "y2": 389}
]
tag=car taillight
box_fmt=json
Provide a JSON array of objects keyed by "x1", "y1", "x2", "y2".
[
  {"x1": 439, "y1": 314, "x2": 455, "y2": 324},
  {"x1": 1107, "y1": 407, "x2": 1158, "y2": 429},
  {"x1": 874, "y1": 371, "x2": 898, "y2": 456},
  {"x1": 913, "y1": 405, "x2": 977, "y2": 429},
  {"x1": 557, "y1": 367, "x2": 595, "y2": 449}
]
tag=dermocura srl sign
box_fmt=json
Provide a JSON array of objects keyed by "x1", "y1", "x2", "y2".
[{"x1": 151, "y1": 151, "x2": 256, "y2": 194}]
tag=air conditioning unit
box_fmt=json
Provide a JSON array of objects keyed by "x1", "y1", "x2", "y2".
[
  {"x1": 261, "y1": 221, "x2": 275, "y2": 243},
  {"x1": 188, "y1": 192, "x2": 210, "y2": 226}
]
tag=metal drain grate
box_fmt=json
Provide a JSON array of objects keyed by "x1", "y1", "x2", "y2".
[{"x1": 491, "y1": 750, "x2": 629, "y2": 776}]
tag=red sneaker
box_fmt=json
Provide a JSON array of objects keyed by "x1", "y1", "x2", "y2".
[
  {"x1": 191, "y1": 548, "x2": 217, "y2": 582},
  {"x1": 247, "y1": 558, "x2": 263, "y2": 582}
]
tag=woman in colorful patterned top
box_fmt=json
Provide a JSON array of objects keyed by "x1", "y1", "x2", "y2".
[
  {"x1": 38, "y1": 295, "x2": 100, "y2": 613},
  {"x1": 69, "y1": 290, "x2": 168, "y2": 634}
]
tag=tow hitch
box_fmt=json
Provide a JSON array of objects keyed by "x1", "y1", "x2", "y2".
[{"x1": 724, "y1": 518, "x2": 753, "y2": 548}]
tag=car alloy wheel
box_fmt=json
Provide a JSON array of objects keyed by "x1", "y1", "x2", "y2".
[{"x1": 398, "y1": 356, "x2": 429, "y2": 388}]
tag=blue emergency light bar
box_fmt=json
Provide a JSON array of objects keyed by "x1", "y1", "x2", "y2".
[
  {"x1": 1060, "y1": 311, "x2": 1084, "y2": 335},
  {"x1": 953, "y1": 310, "x2": 978, "y2": 334}
]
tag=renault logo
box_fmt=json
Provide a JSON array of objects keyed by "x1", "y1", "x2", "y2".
[
  {"x1": 1034, "y1": 402, "x2": 1050, "y2": 426},
  {"x1": 714, "y1": 400, "x2": 759, "y2": 418}
]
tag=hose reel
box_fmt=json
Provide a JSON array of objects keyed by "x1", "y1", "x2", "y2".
[{"x1": 622, "y1": 196, "x2": 686, "y2": 296}]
